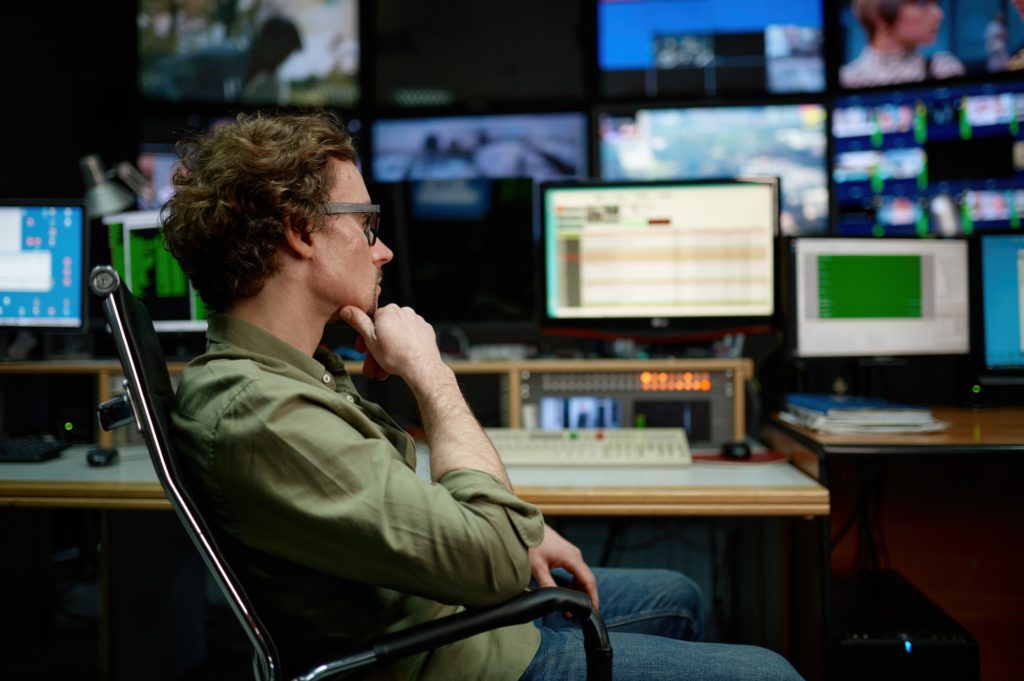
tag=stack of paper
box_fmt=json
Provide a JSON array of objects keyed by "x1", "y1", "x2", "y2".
[{"x1": 780, "y1": 393, "x2": 948, "y2": 434}]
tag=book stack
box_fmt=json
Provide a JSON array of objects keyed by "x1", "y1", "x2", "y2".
[{"x1": 780, "y1": 393, "x2": 948, "y2": 434}]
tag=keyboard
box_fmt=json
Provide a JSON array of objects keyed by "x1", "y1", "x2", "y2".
[
  {"x1": 0, "y1": 435, "x2": 71, "y2": 463},
  {"x1": 485, "y1": 428, "x2": 692, "y2": 466}
]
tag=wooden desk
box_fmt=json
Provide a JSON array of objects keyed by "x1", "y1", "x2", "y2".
[
  {"x1": 0, "y1": 445, "x2": 829, "y2": 518},
  {"x1": 762, "y1": 406, "x2": 1024, "y2": 681}
]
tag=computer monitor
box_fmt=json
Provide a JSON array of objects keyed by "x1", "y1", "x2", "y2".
[
  {"x1": 103, "y1": 210, "x2": 208, "y2": 333},
  {"x1": 370, "y1": 112, "x2": 588, "y2": 183},
  {"x1": 597, "y1": 0, "x2": 825, "y2": 98},
  {"x1": 0, "y1": 199, "x2": 87, "y2": 331},
  {"x1": 832, "y1": 80, "x2": 1024, "y2": 236},
  {"x1": 540, "y1": 178, "x2": 779, "y2": 337},
  {"x1": 972, "y1": 232, "x2": 1024, "y2": 387},
  {"x1": 838, "y1": 0, "x2": 1024, "y2": 91},
  {"x1": 790, "y1": 237, "x2": 970, "y2": 358},
  {"x1": 598, "y1": 103, "x2": 828, "y2": 235},
  {"x1": 372, "y1": 177, "x2": 537, "y2": 328},
  {"x1": 136, "y1": 143, "x2": 180, "y2": 211},
  {"x1": 138, "y1": 0, "x2": 359, "y2": 107}
]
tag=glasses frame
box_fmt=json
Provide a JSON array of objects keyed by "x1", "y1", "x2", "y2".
[{"x1": 321, "y1": 202, "x2": 381, "y2": 246}]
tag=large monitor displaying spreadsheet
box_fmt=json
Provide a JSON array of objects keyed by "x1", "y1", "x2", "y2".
[
  {"x1": 540, "y1": 178, "x2": 778, "y2": 335},
  {"x1": 103, "y1": 210, "x2": 208, "y2": 332},
  {"x1": 790, "y1": 238, "x2": 970, "y2": 358},
  {"x1": 0, "y1": 199, "x2": 87, "y2": 330}
]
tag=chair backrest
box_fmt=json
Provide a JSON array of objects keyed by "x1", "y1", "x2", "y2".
[{"x1": 89, "y1": 265, "x2": 282, "y2": 681}]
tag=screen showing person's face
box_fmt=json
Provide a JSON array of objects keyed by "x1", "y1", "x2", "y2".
[{"x1": 890, "y1": 0, "x2": 944, "y2": 48}]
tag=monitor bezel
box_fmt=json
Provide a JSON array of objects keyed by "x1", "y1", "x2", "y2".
[
  {"x1": 785, "y1": 235, "x2": 973, "y2": 360},
  {"x1": 537, "y1": 176, "x2": 782, "y2": 341},
  {"x1": 0, "y1": 197, "x2": 89, "y2": 333},
  {"x1": 968, "y1": 230, "x2": 1024, "y2": 390}
]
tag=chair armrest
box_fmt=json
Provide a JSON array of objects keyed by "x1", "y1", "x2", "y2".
[{"x1": 295, "y1": 587, "x2": 612, "y2": 681}]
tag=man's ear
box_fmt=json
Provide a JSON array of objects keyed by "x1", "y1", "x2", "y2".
[{"x1": 281, "y1": 215, "x2": 315, "y2": 259}]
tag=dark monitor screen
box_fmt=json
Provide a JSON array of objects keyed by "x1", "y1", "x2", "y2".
[
  {"x1": 598, "y1": 103, "x2": 828, "y2": 235},
  {"x1": 975, "y1": 232, "x2": 1024, "y2": 377},
  {"x1": 540, "y1": 178, "x2": 779, "y2": 335},
  {"x1": 138, "y1": 0, "x2": 359, "y2": 106},
  {"x1": 789, "y1": 237, "x2": 970, "y2": 358},
  {"x1": 832, "y1": 81, "x2": 1024, "y2": 236},
  {"x1": 0, "y1": 200, "x2": 87, "y2": 330},
  {"x1": 598, "y1": 0, "x2": 825, "y2": 98},
  {"x1": 370, "y1": 113, "x2": 588, "y2": 183},
  {"x1": 103, "y1": 210, "x2": 208, "y2": 333},
  {"x1": 373, "y1": 178, "x2": 537, "y2": 326},
  {"x1": 838, "y1": 0, "x2": 1024, "y2": 91}
]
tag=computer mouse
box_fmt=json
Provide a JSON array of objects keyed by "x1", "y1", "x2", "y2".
[
  {"x1": 86, "y1": 447, "x2": 119, "y2": 467},
  {"x1": 720, "y1": 441, "x2": 751, "y2": 460}
]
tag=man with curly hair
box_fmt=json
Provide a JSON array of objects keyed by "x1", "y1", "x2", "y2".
[{"x1": 163, "y1": 110, "x2": 803, "y2": 681}]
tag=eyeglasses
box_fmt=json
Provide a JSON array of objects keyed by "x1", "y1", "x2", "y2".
[{"x1": 321, "y1": 202, "x2": 381, "y2": 246}]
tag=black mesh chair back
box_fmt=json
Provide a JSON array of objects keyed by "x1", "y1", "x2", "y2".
[{"x1": 90, "y1": 264, "x2": 612, "y2": 680}]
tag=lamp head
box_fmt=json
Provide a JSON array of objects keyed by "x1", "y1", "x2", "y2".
[{"x1": 80, "y1": 154, "x2": 136, "y2": 217}]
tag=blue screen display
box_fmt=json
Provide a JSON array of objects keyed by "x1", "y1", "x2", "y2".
[
  {"x1": 980, "y1": 233, "x2": 1024, "y2": 370},
  {"x1": 598, "y1": 0, "x2": 824, "y2": 97},
  {"x1": 0, "y1": 203, "x2": 85, "y2": 329}
]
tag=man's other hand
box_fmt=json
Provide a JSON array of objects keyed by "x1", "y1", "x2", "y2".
[{"x1": 528, "y1": 523, "x2": 599, "y2": 611}]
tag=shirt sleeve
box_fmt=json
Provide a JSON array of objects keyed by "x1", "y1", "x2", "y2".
[{"x1": 211, "y1": 379, "x2": 545, "y2": 608}]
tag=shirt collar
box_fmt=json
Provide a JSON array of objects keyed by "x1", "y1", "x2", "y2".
[{"x1": 205, "y1": 313, "x2": 348, "y2": 384}]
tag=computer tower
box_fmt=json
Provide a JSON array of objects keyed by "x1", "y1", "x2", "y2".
[{"x1": 832, "y1": 571, "x2": 979, "y2": 681}]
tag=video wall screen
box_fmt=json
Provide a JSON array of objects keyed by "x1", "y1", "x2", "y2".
[
  {"x1": 371, "y1": 113, "x2": 588, "y2": 183},
  {"x1": 138, "y1": 0, "x2": 360, "y2": 107},
  {"x1": 832, "y1": 81, "x2": 1024, "y2": 236},
  {"x1": 838, "y1": 0, "x2": 1024, "y2": 90},
  {"x1": 598, "y1": 0, "x2": 825, "y2": 98},
  {"x1": 599, "y1": 103, "x2": 828, "y2": 235}
]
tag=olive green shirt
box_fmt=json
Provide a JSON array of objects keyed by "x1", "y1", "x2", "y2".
[{"x1": 170, "y1": 314, "x2": 544, "y2": 679}]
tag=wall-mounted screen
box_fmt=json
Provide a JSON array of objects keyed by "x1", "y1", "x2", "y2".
[
  {"x1": 832, "y1": 81, "x2": 1024, "y2": 236},
  {"x1": 598, "y1": 0, "x2": 825, "y2": 98},
  {"x1": 103, "y1": 210, "x2": 208, "y2": 333},
  {"x1": 138, "y1": 0, "x2": 359, "y2": 107},
  {"x1": 371, "y1": 113, "x2": 588, "y2": 183},
  {"x1": 541, "y1": 178, "x2": 779, "y2": 335},
  {"x1": 599, "y1": 103, "x2": 828, "y2": 235},
  {"x1": 839, "y1": 0, "x2": 1024, "y2": 91},
  {"x1": 791, "y1": 237, "x2": 970, "y2": 358},
  {"x1": 372, "y1": 178, "x2": 537, "y2": 327},
  {"x1": 0, "y1": 200, "x2": 86, "y2": 330}
]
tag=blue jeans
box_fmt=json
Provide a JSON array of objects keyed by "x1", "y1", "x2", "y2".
[{"x1": 519, "y1": 568, "x2": 804, "y2": 681}]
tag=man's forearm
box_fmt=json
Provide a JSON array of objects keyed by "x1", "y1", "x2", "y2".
[{"x1": 405, "y1": 361, "x2": 512, "y2": 488}]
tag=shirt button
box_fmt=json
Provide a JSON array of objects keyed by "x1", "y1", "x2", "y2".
[
  {"x1": 345, "y1": 395, "x2": 354, "y2": 403},
  {"x1": 322, "y1": 373, "x2": 331, "y2": 384}
]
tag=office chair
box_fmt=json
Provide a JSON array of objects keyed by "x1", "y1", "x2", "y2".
[{"x1": 88, "y1": 265, "x2": 612, "y2": 681}]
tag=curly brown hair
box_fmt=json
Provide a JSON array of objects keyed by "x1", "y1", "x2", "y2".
[{"x1": 162, "y1": 110, "x2": 357, "y2": 312}]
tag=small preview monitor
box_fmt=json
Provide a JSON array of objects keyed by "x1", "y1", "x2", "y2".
[
  {"x1": 975, "y1": 232, "x2": 1024, "y2": 378},
  {"x1": 598, "y1": 0, "x2": 825, "y2": 98},
  {"x1": 838, "y1": 0, "x2": 1024, "y2": 91},
  {"x1": 103, "y1": 210, "x2": 208, "y2": 333},
  {"x1": 136, "y1": 143, "x2": 181, "y2": 211},
  {"x1": 0, "y1": 200, "x2": 86, "y2": 330},
  {"x1": 598, "y1": 103, "x2": 828, "y2": 235},
  {"x1": 541, "y1": 178, "x2": 779, "y2": 335},
  {"x1": 790, "y1": 237, "x2": 970, "y2": 358},
  {"x1": 832, "y1": 80, "x2": 1024, "y2": 236},
  {"x1": 138, "y1": 0, "x2": 359, "y2": 107},
  {"x1": 371, "y1": 112, "x2": 588, "y2": 183}
]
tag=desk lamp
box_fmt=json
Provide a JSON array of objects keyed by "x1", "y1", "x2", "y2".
[{"x1": 80, "y1": 154, "x2": 149, "y2": 217}]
